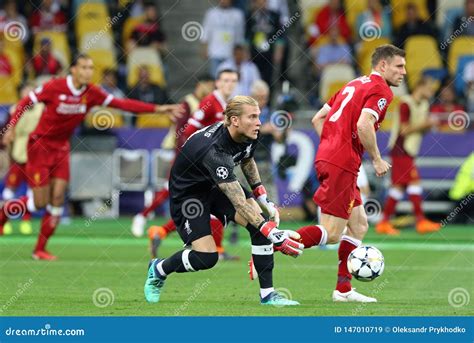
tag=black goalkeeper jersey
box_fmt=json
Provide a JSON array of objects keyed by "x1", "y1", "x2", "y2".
[{"x1": 169, "y1": 122, "x2": 258, "y2": 202}]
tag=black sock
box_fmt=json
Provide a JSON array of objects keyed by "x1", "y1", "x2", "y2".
[
  {"x1": 161, "y1": 250, "x2": 219, "y2": 275},
  {"x1": 246, "y1": 223, "x2": 274, "y2": 289}
]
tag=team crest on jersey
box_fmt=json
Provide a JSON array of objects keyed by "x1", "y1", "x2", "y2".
[
  {"x1": 216, "y1": 166, "x2": 229, "y2": 179},
  {"x1": 378, "y1": 98, "x2": 387, "y2": 111},
  {"x1": 347, "y1": 199, "x2": 355, "y2": 214},
  {"x1": 59, "y1": 94, "x2": 67, "y2": 101}
]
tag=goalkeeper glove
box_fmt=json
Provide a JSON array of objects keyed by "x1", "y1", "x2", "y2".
[
  {"x1": 259, "y1": 221, "x2": 304, "y2": 257},
  {"x1": 253, "y1": 185, "x2": 280, "y2": 226}
]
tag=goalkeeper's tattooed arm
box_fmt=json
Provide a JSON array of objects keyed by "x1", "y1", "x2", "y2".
[
  {"x1": 218, "y1": 181, "x2": 265, "y2": 228},
  {"x1": 240, "y1": 158, "x2": 261, "y2": 188}
]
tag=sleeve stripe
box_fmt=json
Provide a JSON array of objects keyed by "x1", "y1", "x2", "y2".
[
  {"x1": 188, "y1": 118, "x2": 203, "y2": 128},
  {"x1": 362, "y1": 108, "x2": 379, "y2": 121},
  {"x1": 102, "y1": 94, "x2": 114, "y2": 106},
  {"x1": 323, "y1": 103, "x2": 331, "y2": 111},
  {"x1": 29, "y1": 91, "x2": 38, "y2": 104}
]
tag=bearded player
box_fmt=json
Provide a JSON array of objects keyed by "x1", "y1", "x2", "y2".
[
  {"x1": 0, "y1": 53, "x2": 182, "y2": 260},
  {"x1": 251, "y1": 45, "x2": 406, "y2": 302}
]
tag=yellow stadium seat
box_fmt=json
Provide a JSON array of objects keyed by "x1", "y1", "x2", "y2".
[
  {"x1": 75, "y1": 3, "x2": 109, "y2": 43},
  {"x1": 356, "y1": 37, "x2": 391, "y2": 74},
  {"x1": 391, "y1": 0, "x2": 429, "y2": 29},
  {"x1": 0, "y1": 75, "x2": 18, "y2": 104},
  {"x1": 127, "y1": 47, "x2": 166, "y2": 88},
  {"x1": 405, "y1": 35, "x2": 442, "y2": 89},
  {"x1": 4, "y1": 48, "x2": 23, "y2": 86},
  {"x1": 448, "y1": 36, "x2": 474, "y2": 74},
  {"x1": 80, "y1": 31, "x2": 115, "y2": 52},
  {"x1": 86, "y1": 49, "x2": 117, "y2": 84},
  {"x1": 33, "y1": 31, "x2": 71, "y2": 67},
  {"x1": 76, "y1": 3, "x2": 109, "y2": 20},
  {"x1": 344, "y1": 0, "x2": 367, "y2": 32},
  {"x1": 136, "y1": 113, "x2": 171, "y2": 128},
  {"x1": 320, "y1": 64, "x2": 355, "y2": 101},
  {"x1": 85, "y1": 108, "x2": 125, "y2": 129},
  {"x1": 122, "y1": 16, "x2": 144, "y2": 47}
]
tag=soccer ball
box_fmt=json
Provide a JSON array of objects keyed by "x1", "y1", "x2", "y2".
[{"x1": 347, "y1": 246, "x2": 384, "y2": 282}]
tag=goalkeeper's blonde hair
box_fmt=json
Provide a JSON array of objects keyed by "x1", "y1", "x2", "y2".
[{"x1": 224, "y1": 96, "x2": 259, "y2": 127}]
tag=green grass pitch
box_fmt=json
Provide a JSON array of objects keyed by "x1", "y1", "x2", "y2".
[{"x1": 0, "y1": 218, "x2": 472, "y2": 316}]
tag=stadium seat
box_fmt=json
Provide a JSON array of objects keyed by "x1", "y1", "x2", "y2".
[
  {"x1": 122, "y1": 15, "x2": 145, "y2": 47},
  {"x1": 33, "y1": 31, "x2": 71, "y2": 67},
  {"x1": 135, "y1": 113, "x2": 172, "y2": 128},
  {"x1": 391, "y1": 0, "x2": 429, "y2": 29},
  {"x1": 454, "y1": 55, "x2": 474, "y2": 96},
  {"x1": 448, "y1": 36, "x2": 474, "y2": 74},
  {"x1": 0, "y1": 75, "x2": 18, "y2": 104},
  {"x1": 79, "y1": 31, "x2": 115, "y2": 52},
  {"x1": 86, "y1": 49, "x2": 117, "y2": 84},
  {"x1": 73, "y1": 0, "x2": 105, "y2": 14},
  {"x1": 404, "y1": 35, "x2": 443, "y2": 89},
  {"x1": 150, "y1": 149, "x2": 175, "y2": 189},
  {"x1": 319, "y1": 64, "x2": 356, "y2": 101},
  {"x1": 356, "y1": 37, "x2": 391, "y2": 74},
  {"x1": 127, "y1": 47, "x2": 166, "y2": 88},
  {"x1": 435, "y1": 0, "x2": 464, "y2": 28},
  {"x1": 440, "y1": 7, "x2": 464, "y2": 43},
  {"x1": 4, "y1": 48, "x2": 23, "y2": 86},
  {"x1": 300, "y1": 0, "x2": 328, "y2": 41},
  {"x1": 343, "y1": 0, "x2": 367, "y2": 33},
  {"x1": 112, "y1": 149, "x2": 150, "y2": 191},
  {"x1": 75, "y1": 3, "x2": 109, "y2": 43}
]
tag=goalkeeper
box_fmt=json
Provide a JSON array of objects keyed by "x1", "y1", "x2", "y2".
[{"x1": 144, "y1": 96, "x2": 303, "y2": 306}]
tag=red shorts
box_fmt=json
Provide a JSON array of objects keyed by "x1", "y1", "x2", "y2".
[
  {"x1": 313, "y1": 161, "x2": 362, "y2": 220},
  {"x1": 26, "y1": 136, "x2": 70, "y2": 187},
  {"x1": 391, "y1": 154, "x2": 419, "y2": 186},
  {"x1": 5, "y1": 160, "x2": 27, "y2": 188}
]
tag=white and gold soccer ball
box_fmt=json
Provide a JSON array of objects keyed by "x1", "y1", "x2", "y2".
[{"x1": 347, "y1": 246, "x2": 385, "y2": 282}]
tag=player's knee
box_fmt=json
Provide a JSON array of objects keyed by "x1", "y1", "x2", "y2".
[{"x1": 188, "y1": 251, "x2": 219, "y2": 271}]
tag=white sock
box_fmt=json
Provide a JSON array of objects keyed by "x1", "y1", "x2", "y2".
[
  {"x1": 155, "y1": 260, "x2": 167, "y2": 277},
  {"x1": 260, "y1": 287, "x2": 275, "y2": 299},
  {"x1": 26, "y1": 196, "x2": 37, "y2": 213}
]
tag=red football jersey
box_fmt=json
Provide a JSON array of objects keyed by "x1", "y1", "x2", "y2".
[
  {"x1": 316, "y1": 72, "x2": 393, "y2": 175},
  {"x1": 184, "y1": 90, "x2": 227, "y2": 138},
  {"x1": 9, "y1": 75, "x2": 156, "y2": 142}
]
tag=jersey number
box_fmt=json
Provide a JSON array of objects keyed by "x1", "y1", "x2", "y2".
[{"x1": 329, "y1": 86, "x2": 355, "y2": 122}]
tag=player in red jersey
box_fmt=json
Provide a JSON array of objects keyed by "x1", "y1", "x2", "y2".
[
  {"x1": 132, "y1": 69, "x2": 241, "y2": 260},
  {"x1": 0, "y1": 54, "x2": 182, "y2": 260},
  {"x1": 250, "y1": 45, "x2": 406, "y2": 302}
]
